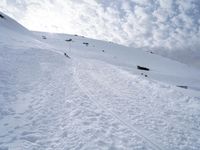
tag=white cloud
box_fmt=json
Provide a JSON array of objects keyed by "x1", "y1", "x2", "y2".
[{"x1": 1, "y1": 0, "x2": 200, "y2": 66}]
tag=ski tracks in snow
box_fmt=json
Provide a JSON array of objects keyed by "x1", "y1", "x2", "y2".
[
  {"x1": 72, "y1": 62, "x2": 163, "y2": 150},
  {"x1": 1, "y1": 55, "x2": 200, "y2": 150},
  {"x1": 0, "y1": 57, "x2": 155, "y2": 150},
  {"x1": 72, "y1": 58, "x2": 200, "y2": 150}
]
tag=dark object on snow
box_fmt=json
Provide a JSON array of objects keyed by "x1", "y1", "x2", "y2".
[
  {"x1": 102, "y1": 50, "x2": 105, "y2": 52},
  {"x1": 137, "y1": 66, "x2": 150, "y2": 71},
  {"x1": 64, "y1": 53, "x2": 71, "y2": 59},
  {"x1": 65, "y1": 39, "x2": 72, "y2": 42},
  {"x1": 83, "y1": 42, "x2": 89, "y2": 46},
  {"x1": 74, "y1": 34, "x2": 78, "y2": 36},
  {"x1": 150, "y1": 51, "x2": 154, "y2": 54},
  {"x1": 0, "y1": 14, "x2": 5, "y2": 19},
  {"x1": 141, "y1": 73, "x2": 148, "y2": 77},
  {"x1": 42, "y1": 36, "x2": 47, "y2": 39},
  {"x1": 177, "y1": 85, "x2": 188, "y2": 89}
]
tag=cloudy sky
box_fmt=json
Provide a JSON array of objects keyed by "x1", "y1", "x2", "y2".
[{"x1": 1, "y1": 0, "x2": 200, "y2": 63}]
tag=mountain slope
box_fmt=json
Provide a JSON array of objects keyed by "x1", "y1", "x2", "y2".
[
  {"x1": 0, "y1": 12, "x2": 200, "y2": 150},
  {"x1": 34, "y1": 31, "x2": 200, "y2": 91}
]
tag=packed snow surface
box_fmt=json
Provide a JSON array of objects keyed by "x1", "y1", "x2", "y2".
[{"x1": 1, "y1": 12, "x2": 200, "y2": 150}]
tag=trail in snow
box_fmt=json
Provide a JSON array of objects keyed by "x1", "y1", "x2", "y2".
[
  {"x1": 72, "y1": 57, "x2": 200, "y2": 150},
  {"x1": 0, "y1": 49, "x2": 157, "y2": 150},
  {"x1": 0, "y1": 47, "x2": 200, "y2": 150},
  {"x1": 73, "y1": 63, "x2": 163, "y2": 150}
]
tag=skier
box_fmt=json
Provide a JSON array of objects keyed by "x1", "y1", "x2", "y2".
[{"x1": 64, "y1": 53, "x2": 71, "y2": 59}]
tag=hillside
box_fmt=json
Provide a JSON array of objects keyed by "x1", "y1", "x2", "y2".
[{"x1": 0, "y1": 12, "x2": 200, "y2": 150}]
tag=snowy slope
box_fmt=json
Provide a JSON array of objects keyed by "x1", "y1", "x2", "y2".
[
  {"x1": 34, "y1": 31, "x2": 200, "y2": 92},
  {"x1": 0, "y1": 12, "x2": 57, "y2": 51},
  {"x1": 1, "y1": 12, "x2": 200, "y2": 150}
]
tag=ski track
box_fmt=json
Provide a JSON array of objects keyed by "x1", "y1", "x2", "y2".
[
  {"x1": 72, "y1": 64, "x2": 162, "y2": 150},
  {"x1": 0, "y1": 49, "x2": 200, "y2": 150},
  {"x1": 1, "y1": 53, "x2": 157, "y2": 149},
  {"x1": 72, "y1": 58, "x2": 200, "y2": 150}
]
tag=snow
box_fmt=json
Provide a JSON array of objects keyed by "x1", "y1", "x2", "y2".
[{"x1": 0, "y1": 12, "x2": 200, "y2": 150}]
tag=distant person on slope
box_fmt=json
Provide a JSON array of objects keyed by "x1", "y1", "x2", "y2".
[{"x1": 64, "y1": 53, "x2": 71, "y2": 59}]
